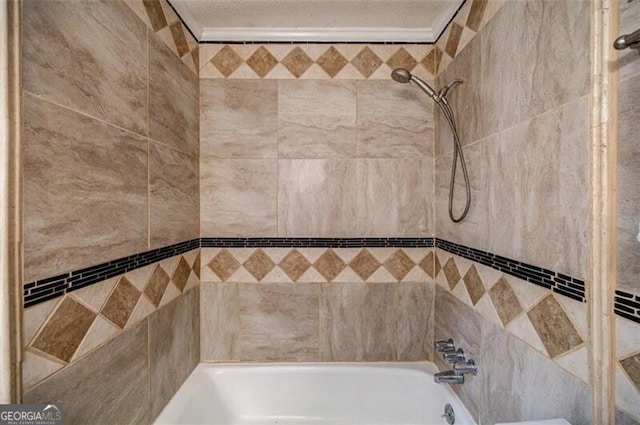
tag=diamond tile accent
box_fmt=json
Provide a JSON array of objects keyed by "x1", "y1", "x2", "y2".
[
  {"x1": 466, "y1": 0, "x2": 489, "y2": 32},
  {"x1": 243, "y1": 249, "x2": 276, "y2": 281},
  {"x1": 351, "y1": 47, "x2": 383, "y2": 78},
  {"x1": 211, "y1": 46, "x2": 244, "y2": 77},
  {"x1": 419, "y1": 251, "x2": 440, "y2": 279},
  {"x1": 144, "y1": 265, "x2": 171, "y2": 307},
  {"x1": 101, "y1": 277, "x2": 142, "y2": 329},
  {"x1": 620, "y1": 353, "x2": 640, "y2": 392},
  {"x1": 463, "y1": 265, "x2": 486, "y2": 305},
  {"x1": 443, "y1": 258, "x2": 461, "y2": 289},
  {"x1": 422, "y1": 47, "x2": 443, "y2": 76},
  {"x1": 31, "y1": 297, "x2": 96, "y2": 363},
  {"x1": 143, "y1": 0, "x2": 168, "y2": 32},
  {"x1": 246, "y1": 46, "x2": 278, "y2": 77},
  {"x1": 349, "y1": 249, "x2": 381, "y2": 281},
  {"x1": 193, "y1": 252, "x2": 201, "y2": 279},
  {"x1": 208, "y1": 249, "x2": 241, "y2": 281},
  {"x1": 281, "y1": 47, "x2": 314, "y2": 78},
  {"x1": 317, "y1": 46, "x2": 349, "y2": 78},
  {"x1": 279, "y1": 249, "x2": 312, "y2": 282},
  {"x1": 169, "y1": 21, "x2": 189, "y2": 57},
  {"x1": 383, "y1": 250, "x2": 415, "y2": 281},
  {"x1": 386, "y1": 47, "x2": 418, "y2": 72},
  {"x1": 445, "y1": 22, "x2": 464, "y2": 58},
  {"x1": 314, "y1": 249, "x2": 346, "y2": 282},
  {"x1": 172, "y1": 256, "x2": 191, "y2": 292},
  {"x1": 527, "y1": 294, "x2": 584, "y2": 358},
  {"x1": 489, "y1": 276, "x2": 523, "y2": 326}
]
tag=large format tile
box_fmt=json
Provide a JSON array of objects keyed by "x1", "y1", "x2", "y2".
[
  {"x1": 480, "y1": 0, "x2": 590, "y2": 138},
  {"x1": 319, "y1": 283, "x2": 396, "y2": 361},
  {"x1": 481, "y1": 321, "x2": 592, "y2": 424},
  {"x1": 396, "y1": 282, "x2": 434, "y2": 361},
  {"x1": 236, "y1": 283, "x2": 319, "y2": 361},
  {"x1": 149, "y1": 287, "x2": 199, "y2": 420},
  {"x1": 617, "y1": 408, "x2": 640, "y2": 425},
  {"x1": 357, "y1": 80, "x2": 433, "y2": 158},
  {"x1": 617, "y1": 73, "x2": 640, "y2": 294},
  {"x1": 200, "y1": 80, "x2": 278, "y2": 158},
  {"x1": 278, "y1": 81, "x2": 357, "y2": 158},
  {"x1": 488, "y1": 97, "x2": 589, "y2": 279},
  {"x1": 24, "y1": 321, "x2": 149, "y2": 425},
  {"x1": 278, "y1": 159, "x2": 357, "y2": 237},
  {"x1": 149, "y1": 142, "x2": 199, "y2": 248},
  {"x1": 149, "y1": 33, "x2": 198, "y2": 156},
  {"x1": 200, "y1": 283, "x2": 239, "y2": 361},
  {"x1": 23, "y1": 94, "x2": 148, "y2": 283},
  {"x1": 23, "y1": 0, "x2": 147, "y2": 135},
  {"x1": 201, "y1": 159, "x2": 277, "y2": 237},
  {"x1": 356, "y1": 159, "x2": 433, "y2": 237}
]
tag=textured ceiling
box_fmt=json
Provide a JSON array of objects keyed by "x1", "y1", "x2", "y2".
[{"x1": 170, "y1": 0, "x2": 464, "y2": 42}]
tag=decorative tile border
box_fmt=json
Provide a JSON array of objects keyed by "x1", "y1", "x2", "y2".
[
  {"x1": 615, "y1": 290, "x2": 640, "y2": 325},
  {"x1": 201, "y1": 237, "x2": 434, "y2": 248}
]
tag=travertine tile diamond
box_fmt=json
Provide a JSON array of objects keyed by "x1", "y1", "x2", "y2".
[
  {"x1": 351, "y1": 47, "x2": 383, "y2": 78},
  {"x1": 211, "y1": 46, "x2": 244, "y2": 77},
  {"x1": 247, "y1": 47, "x2": 278, "y2": 78},
  {"x1": 281, "y1": 47, "x2": 314, "y2": 78},
  {"x1": 443, "y1": 258, "x2": 461, "y2": 289},
  {"x1": 243, "y1": 249, "x2": 276, "y2": 281},
  {"x1": 208, "y1": 249, "x2": 241, "y2": 281},
  {"x1": 31, "y1": 297, "x2": 97, "y2": 363},
  {"x1": 466, "y1": 0, "x2": 489, "y2": 32},
  {"x1": 192, "y1": 252, "x2": 201, "y2": 279},
  {"x1": 349, "y1": 249, "x2": 382, "y2": 281},
  {"x1": 169, "y1": 21, "x2": 189, "y2": 57},
  {"x1": 463, "y1": 265, "x2": 486, "y2": 305},
  {"x1": 527, "y1": 294, "x2": 584, "y2": 358},
  {"x1": 386, "y1": 48, "x2": 418, "y2": 72},
  {"x1": 101, "y1": 277, "x2": 142, "y2": 329},
  {"x1": 620, "y1": 352, "x2": 640, "y2": 393},
  {"x1": 445, "y1": 22, "x2": 464, "y2": 58},
  {"x1": 422, "y1": 48, "x2": 442, "y2": 76},
  {"x1": 143, "y1": 0, "x2": 168, "y2": 31},
  {"x1": 172, "y1": 256, "x2": 191, "y2": 292},
  {"x1": 317, "y1": 47, "x2": 349, "y2": 78},
  {"x1": 314, "y1": 249, "x2": 346, "y2": 282},
  {"x1": 383, "y1": 250, "x2": 415, "y2": 281},
  {"x1": 144, "y1": 265, "x2": 171, "y2": 307},
  {"x1": 419, "y1": 251, "x2": 440, "y2": 279},
  {"x1": 489, "y1": 276, "x2": 523, "y2": 326},
  {"x1": 279, "y1": 249, "x2": 312, "y2": 282}
]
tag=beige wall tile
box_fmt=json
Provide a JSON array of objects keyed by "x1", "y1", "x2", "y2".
[
  {"x1": 200, "y1": 80, "x2": 278, "y2": 158},
  {"x1": 149, "y1": 287, "x2": 199, "y2": 419},
  {"x1": 200, "y1": 283, "x2": 239, "y2": 361},
  {"x1": 149, "y1": 142, "x2": 199, "y2": 248},
  {"x1": 356, "y1": 159, "x2": 433, "y2": 237},
  {"x1": 278, "y1": 80, "x2": 357, "y2": 158},
  {"x1": 201, "y1": 159, "x2": 277, "y2": 237},
  {"x1": 23, "y1": 0, "x2": 147, "y2": 135},
  {"x1": 23, "y1": 94, "x2": 148, "y2": 283},
  {"x1": 24, "y1": 321, "x2": 149, "y2": 425},
  {"x1": 619, "y1": 0, "x2": 640, "y2": 82},
  {"x1": 479, "y1": 0, "x2": 590, "y2": 138},
  {"x1": 278, "y1": 159, "x2": 357, "y2": 237},
  {"x1": 357, "y1": 80, "x2": 433, "y2": 158},
  {"x1": 396, "y1": 282, "x2": 434, "y2": 361},
  {"x1": 236, "y1": 283, "x2": 319, "y2": 361},
  {"x1": 149, "y1": 33, "x2": 198, "y2": 156}
]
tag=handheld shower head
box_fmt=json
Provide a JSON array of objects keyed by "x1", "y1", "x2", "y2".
[{"x1": 391, "y1": 68, "x2": 438, "y2": 100}]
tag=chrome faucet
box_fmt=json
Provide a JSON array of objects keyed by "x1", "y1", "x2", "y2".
[
  {"x1": 433, "y1": 339, "x2": 478, "y2": 384},
  {"x1": 434, "y1": 370, "x2": 464, "y2": 384}
]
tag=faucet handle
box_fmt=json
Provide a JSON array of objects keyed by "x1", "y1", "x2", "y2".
[
  {"x1": 435, "y1": 338, "x2": 455, "y2": 352},
  {"x1": 453, "y1": 359, "x2": 478, "y2": 376},
  {"x1": 443, "y1": 348, "x2": 465, "y2": 363}
]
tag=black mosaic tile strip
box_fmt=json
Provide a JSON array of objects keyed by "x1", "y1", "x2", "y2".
[
  {"x1": 200, "y1": 237, "x2": 435, "y2": 248},
  {"x1": 435, "y1": 239, "x2": 587, "y2": 303},
  {"x1": 615, "y1": 290, "x2": 640, "y2": 324},
  {"x1": 23, "y1": 239, "x2": 200, "y2": 308}
]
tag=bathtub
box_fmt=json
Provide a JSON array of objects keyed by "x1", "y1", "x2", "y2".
[{"x1": 154, "y1": 362, "x2": 476, "y2": 425}]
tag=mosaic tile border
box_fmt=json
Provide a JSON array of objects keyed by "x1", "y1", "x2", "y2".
[
  {"x1": 25, "y1": 236, "x2": 591, "y2": 308},
  {"x1": 615, "y1": 290, "x2": 640, "y2": 325}
]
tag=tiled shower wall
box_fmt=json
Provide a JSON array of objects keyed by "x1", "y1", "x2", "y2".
[
  {"x1": 432, "y1": 0, "x2": 595, "y2": 423},
  {"x1": 615, "y1": 0, "x2": 640, "y2": 423},
  {"x1": 21, "y1": 0, "x2": 200, "y2": 422}
]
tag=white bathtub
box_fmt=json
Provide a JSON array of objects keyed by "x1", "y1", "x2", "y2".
[{"x1": 154, "y1": 362, "x2": 476, "y2": 425}]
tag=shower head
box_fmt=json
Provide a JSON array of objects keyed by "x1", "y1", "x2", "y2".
[{"x1": 391, "y1": 68, "x2": 438, "y2": 100}]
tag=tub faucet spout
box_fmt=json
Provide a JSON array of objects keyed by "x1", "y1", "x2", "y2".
[{"x1": 434, "y1": 370, "x2": 464, "y2": 384}]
